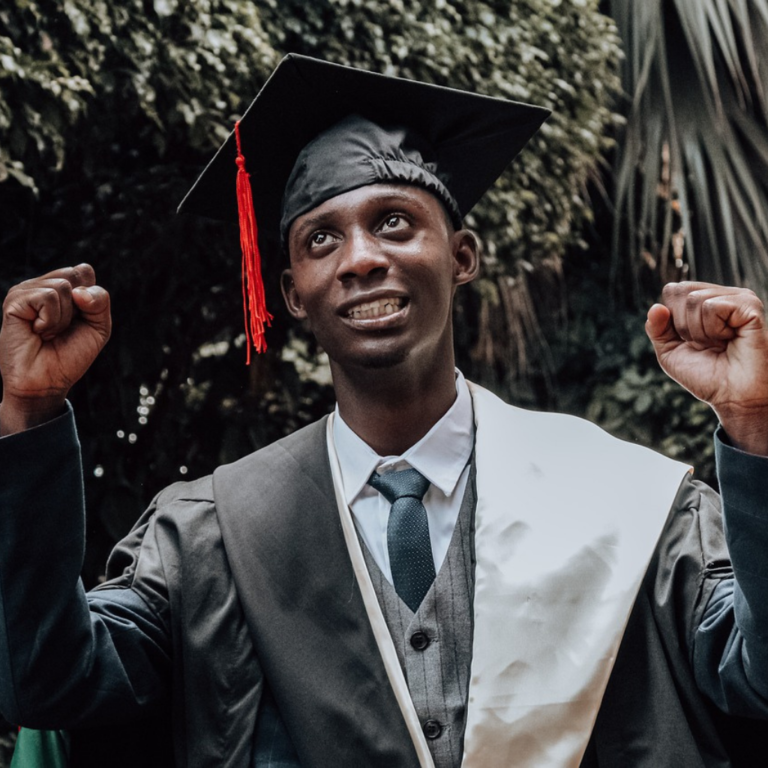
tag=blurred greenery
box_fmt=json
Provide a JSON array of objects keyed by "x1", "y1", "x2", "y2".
[
  {"x1": 609, "y1": 0, "x2": 768, "y2": 295},
  {"x1": 547, "y1": 241, "x2": 719, "y2": 486}
]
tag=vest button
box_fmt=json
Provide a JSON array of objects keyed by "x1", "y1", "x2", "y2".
[
  {"x1": 410, "y1": 631, "x2": 430, "y2": 651},
  {"x1": 423, "y1": 720, "x2": 442, "y2": 740}
]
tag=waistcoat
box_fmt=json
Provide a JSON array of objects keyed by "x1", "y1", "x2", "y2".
[{"x1": 358, "y1": 464, "x2": 477, "y2": 768}]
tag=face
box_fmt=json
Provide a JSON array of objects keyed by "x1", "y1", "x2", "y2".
[{"x1": 281, "y1": 183, "x2": 479, "y2": 374}]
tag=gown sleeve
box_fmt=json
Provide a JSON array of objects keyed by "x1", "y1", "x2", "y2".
[
  {"x1": 0, "y1": 406, "x2": 171, "y2": 729},
  {"x1": 692, "y1": 427, "x2": 768, "y2": 717}
]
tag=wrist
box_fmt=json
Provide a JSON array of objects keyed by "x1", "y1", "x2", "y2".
[
  {"x1": 715, "y1": 405, "x2": 768, "y2": 457},
  {"x1": 0, "y1": 395, "x2": 68, "y2": 436}
]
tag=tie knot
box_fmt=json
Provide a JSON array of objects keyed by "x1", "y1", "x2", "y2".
[{"x1": 368, "y1": 468, "x2": 430, "y2": 504}]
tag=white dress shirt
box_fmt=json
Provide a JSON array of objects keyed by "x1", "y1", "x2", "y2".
[{"x1": 332, "y1": 370, "x2": 475, "y2": 583}]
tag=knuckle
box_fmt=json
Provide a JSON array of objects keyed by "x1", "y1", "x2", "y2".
[
  {"x1": 743, "y1": 289, "x2": 761, "y2": 308},
  {"x1": 41, "y1": 286, "x2": 59, "y2": 300},
  {"x1": 660, "y1": 284, "x2": 678, "y2": 302},
  {"x1": 701, "y1": 297, "x2": 719, "y2": 315},
  {"x1": 72, "y1": 263, "x2": 95, "y2": 283},
  {"x1": 3, "y1": 285, "x2": 30, "y2": 314},
  {"x1": 685, "y1": 292, "x2": 700, "y2": 310}
]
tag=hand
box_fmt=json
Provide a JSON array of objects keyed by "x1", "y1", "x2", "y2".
[
  {"x1": 646, "y1": 281, "x2": 768, "y2": 455},
  {"x1": 0, "y1": 264, "x2": 111, "y2": 435}
]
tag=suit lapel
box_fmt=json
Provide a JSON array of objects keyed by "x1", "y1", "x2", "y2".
[{"x1": 213, "y1": 417, "x2": 419, "y2": 768}]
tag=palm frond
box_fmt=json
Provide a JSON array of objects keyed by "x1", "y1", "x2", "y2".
[{"x1": 610, "y1": 0, "x2": 768, "y2": 296}]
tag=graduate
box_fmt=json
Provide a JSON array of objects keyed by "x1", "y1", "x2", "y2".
[{"x1": 2, "y1": 55, "x2": 768, "y2": 768}]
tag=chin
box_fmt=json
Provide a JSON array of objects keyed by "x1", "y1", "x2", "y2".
[
  {"x1": 359, "y1": 351, "x2": 408, "y2": 369},
  {"x1": 345, "y1": 345, "x2": 409, "y2": 370}
]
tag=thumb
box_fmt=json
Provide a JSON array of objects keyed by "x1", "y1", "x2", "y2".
[
  {"x1": 645, "y1": 303, "x2": 679, "y2": 351},
  {"x1": 72, "y1": 285, "x2": 112, "y2": 341}
]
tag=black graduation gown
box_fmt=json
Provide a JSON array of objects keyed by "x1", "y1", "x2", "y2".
[{"x1": 2, "y1": 410, "x2": 768, "y2": 766}]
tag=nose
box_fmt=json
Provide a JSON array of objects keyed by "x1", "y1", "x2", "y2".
[{"x1": 335, "y1": 230, "x2": 390, "y2": 282}]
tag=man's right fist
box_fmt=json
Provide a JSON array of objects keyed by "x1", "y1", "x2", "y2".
[{"x1": 0, "y1": 264, "x2": 111, "y2": 435}]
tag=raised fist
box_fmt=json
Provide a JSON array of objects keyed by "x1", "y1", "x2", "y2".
[
  {"x1": 0, "y1": 264, "x2": 111, "y2": 435},
  {"x1": 646, "y1": 281, "x2": 768, "y2": 456}
]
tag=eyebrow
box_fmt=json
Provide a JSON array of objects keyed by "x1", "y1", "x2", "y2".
[{"x1": 292, "y1": 210, "x2": 337, "y2": 238}]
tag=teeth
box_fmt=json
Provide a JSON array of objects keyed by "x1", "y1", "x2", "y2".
[{"x1": 348, "y1": 297, "x2": 404, "y2": 319}]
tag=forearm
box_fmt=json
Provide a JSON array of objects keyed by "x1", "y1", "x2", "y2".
[
  {"x1": 693, "y1": 428, "x2": 768, "y2": 716},
  {"x1": 0, "y1": 408, "x2": 169, "y2": 727}
]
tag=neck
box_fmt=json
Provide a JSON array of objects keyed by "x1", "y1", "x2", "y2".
[{"x1": 332, "y1": 356, "x2": 458, "y2": 456}]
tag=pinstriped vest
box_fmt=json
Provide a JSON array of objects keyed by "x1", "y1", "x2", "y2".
[{"x1": 358, "y1": 463, "x2": 476, "y2": 768}]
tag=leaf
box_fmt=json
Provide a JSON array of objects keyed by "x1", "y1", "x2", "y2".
[
  {"x1": 634, "y1": 390, "x2": 653, "y2": 414},
  {"x1": 609, "y1": 0, "x2": 768, "y2": 297}
]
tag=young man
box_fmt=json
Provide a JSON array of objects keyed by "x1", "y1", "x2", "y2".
[{"x1": 2, "y1": 55, "x2": 768, "y2": 767}]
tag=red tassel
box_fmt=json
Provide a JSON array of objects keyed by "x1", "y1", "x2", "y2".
[{"x1": 235, "y1": 120, "x2": 272, "y2": 362}]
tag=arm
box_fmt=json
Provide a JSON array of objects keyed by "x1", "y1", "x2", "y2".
[
  {"x1": 0, "y1": 405, "x2": 171, "y2": 728},
  {"x1": 0, "y1": 404, "x2": 169, "y2": 728},
  {"x1": 647, "y1": 283, "x2": 768, "y2": 715},
  {"x1": 0, "y1": 266, "x2": 170, "y2": 728},
  {"x1": 690, "y1": 431, "x2": 768, "y2": 716}
]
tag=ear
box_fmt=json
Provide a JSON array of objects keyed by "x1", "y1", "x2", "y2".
[
  {"x1": 451, "y1": 229, "x2": 480, "y2": 287},
  {"x1": 280, "y1": 269, "x2": 307, "y2": 320}
]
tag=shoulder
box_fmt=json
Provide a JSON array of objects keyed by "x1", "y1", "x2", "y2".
[
  {"x1": 467, "y1": 380, "x2": 619, "y2": 441},
  {"x1": 141, "y1": 414, "x2": 330, "y2": 513},
  {"x1": 650, "y1": 474, "x2": 727, "y2": 593},
  {"x1": 467, "y1": 380, "x2": 689, "y2": 480},
  {"x1": 214, "y1": 415, "x2": 329, "y2": 481},
  {"x1": 113, "y1": 414, "x2": 330, "y2": 542},
  {"x1": 153, "y1": 474, "x2": 214, "y2": 506}
]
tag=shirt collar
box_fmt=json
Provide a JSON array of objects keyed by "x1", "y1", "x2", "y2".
[{"x1": 332, "y1": 370, "x2": 475, "y2": 505}]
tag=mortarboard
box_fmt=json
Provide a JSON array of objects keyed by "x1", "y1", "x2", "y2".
[{"x1": 178, "y1": 54, "x2": 550, "y2": 359}]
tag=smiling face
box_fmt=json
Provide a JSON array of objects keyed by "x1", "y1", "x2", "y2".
[{"x1": 281, "y1": 183, "x2": 479, "y2": 378}]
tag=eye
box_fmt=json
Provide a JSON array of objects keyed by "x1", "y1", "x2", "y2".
[
  {"x1": 379, "y1": 213, "x2": 408, "y2": 232},
  {"x1": 308, "y1": 231, "x2": 332, "y2": 248}
]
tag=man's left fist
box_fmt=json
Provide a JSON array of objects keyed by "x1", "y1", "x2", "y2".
[{"x1": 646, "y1": 282, "x2": 768, "y2": 455}]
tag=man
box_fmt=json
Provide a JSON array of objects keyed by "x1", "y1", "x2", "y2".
[{"x1": 2, "y1": 55, "x2": 768, "y2": 767}]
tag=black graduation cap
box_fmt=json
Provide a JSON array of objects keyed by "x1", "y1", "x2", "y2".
[{"x1": 177, "y1": 54, "x2": 550, "y2": 357}]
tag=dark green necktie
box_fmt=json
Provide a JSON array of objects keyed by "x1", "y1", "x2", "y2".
[{"x1": 368, "y1": 468, "x2": 435, "y2": 612}]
